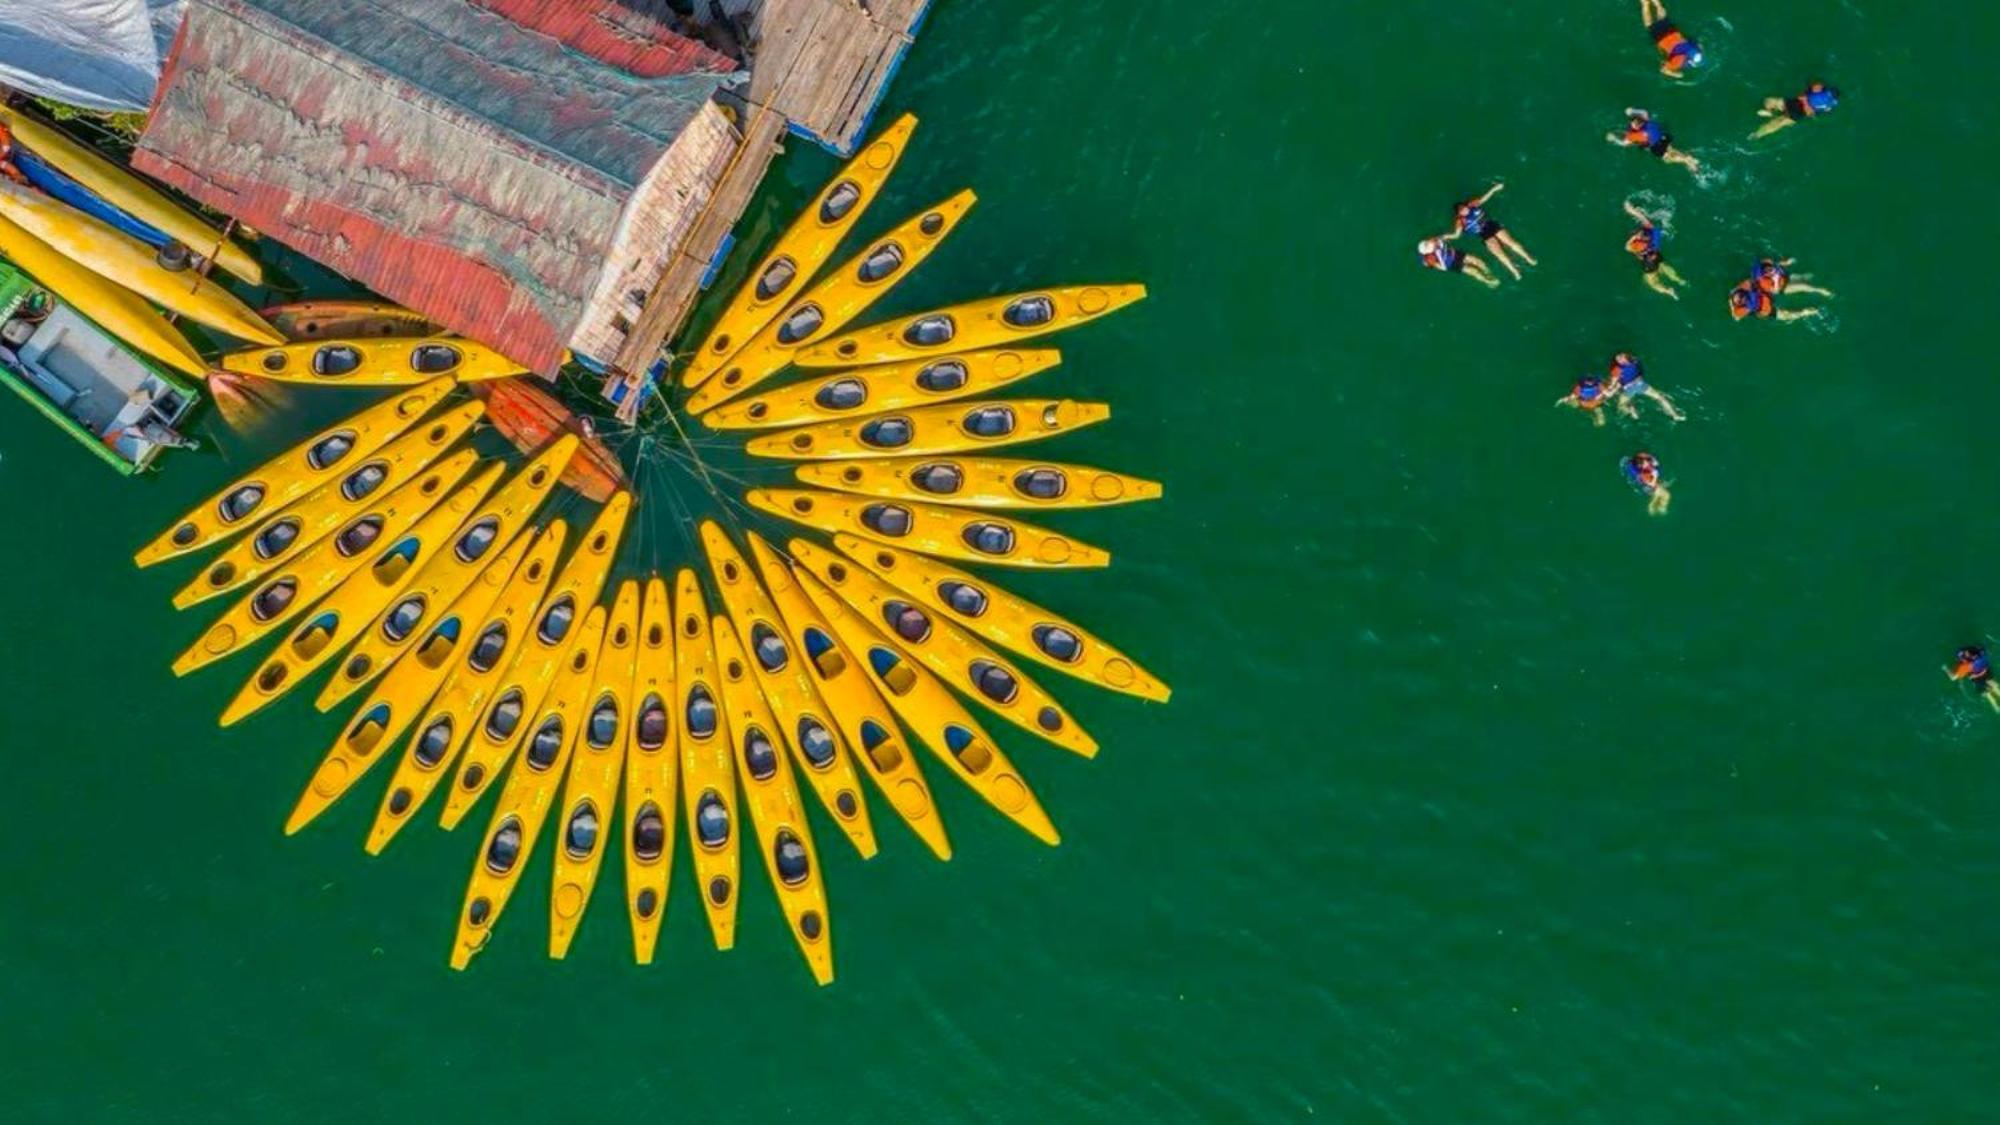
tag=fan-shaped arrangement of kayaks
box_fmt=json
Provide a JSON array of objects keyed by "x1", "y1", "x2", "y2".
[
  {"x1": 129, "y1": 112, "x2": 1166, "y2": 987},
  {"x1": 222, "y1": 336, "x2": 528, "y2": 387}
]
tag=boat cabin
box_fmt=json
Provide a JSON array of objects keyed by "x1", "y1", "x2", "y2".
[{"x1": 0, "y1": 265, "x2": 200, "y2": 473}]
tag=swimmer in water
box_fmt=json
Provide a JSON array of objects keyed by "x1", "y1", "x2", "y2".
[
  {"x1": 1556, "y1": 375, "x2": 1612, "y2": 426},
  {"x1": 1450, "y1": 183, "x2": 1537, "y2": 280},
  {"x1": 1949, "y1": 645, "x2": 2000, "y2": 710},
  {"x1": 1754, "y1": 81, "x2": 1841, "y2": 139},
  {"x1": 1416, "y1": 236, "x2": 1499, "y2": 288},
  {"x1": 1640, "y1": 0, "x2": 1705, "y2": 79},
  {"x1": 1729, "y1": 277, "x2": 1821, "y2": 322},
  {"x1": 1752, "y1": 257, "x2": 1834, "y2": 300},
  {"x1": 1623, "y1": 201, "x2": 1689, "y2": 299},
  {"x1": 1608, "y1": 352, "x2": 1685, "y2": 421},
  {"x1": 1608, "y1": 108, "x2": 1702, "y2": 174},
  {"x1": 1621, "y1": 450, "x2": 1672, "y2": 515}
]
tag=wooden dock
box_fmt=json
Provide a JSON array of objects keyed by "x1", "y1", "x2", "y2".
[{"x1": 605, "y1": 0, "x2": 928, "y2": 409}]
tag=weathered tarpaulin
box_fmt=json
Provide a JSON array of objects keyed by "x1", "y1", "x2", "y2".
[{"x1": 0, "y1": 0, "x2": 185, "y2": 111}]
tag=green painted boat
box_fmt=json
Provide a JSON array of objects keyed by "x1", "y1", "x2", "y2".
[{"x1": 0, "y1": 258, "x2": 202, "y2": 473}]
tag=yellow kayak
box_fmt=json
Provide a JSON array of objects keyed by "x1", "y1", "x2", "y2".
[
  {"x1": 137, "y1": 377, "x2": 456, "y2": 566},
  {"x1": 745, "y1": 399, "x2": 1109, "y2": 461},
  {"x1": 701, "y1": 348, "x2": 1060, "y2": 432},
  {"x1": 684, "y1": 190, "x2": 977, "y2": 415},
  {"x1": 363, "y1": 521, "x2": 569, "y2": 855},
  {"x1": 284, "y1": 524, "x2": 540, "y2": 835},
  {"x1": 0, "y1": 105, "x2": 263, "y2": 284},
  {"x1": 0, "y1": 211, "x2": 206, "y2": 377},
  {"x1": 681, "y1": 114, "x2": 917, "y2": 391},
  {"x1": 701, "y1": 522, "x2": 875, "y2": 858},
  {"x1": 450, "y1": 605, "x2": 608, "y2": 969},
  {"x1": 314, "y1": 435, "x2": 577, "y2": 711},
  {"x1": 0, "y1": 178, "x2": 282, "y2": 344},
  {"x1": 171, "y1": 449, "x2": 480, "y2": 676},
  {"x1": 746, "y1": 533, "x2": 949, "y2": 860},
  {"x1": 219, "y1": 464, "x2": 505, "y2": 726},
  {"x1": 441, "y1": 492, "x2": 633, "y2": 827},
  {"x1": 790, "y1": 541, "x2": 1096, "y2": 758},
  {"x1": 794, "y1": 562, "x2": 1057, "y2": 845},
  {"x1": 548, "y1": 581, "x2": 640, "y2": 959},
  {"x1": 222, "y1": 336, "x2": 528, "y2": 387},
  {"x1": 172, "y1": 401, "x2": 483, "y2": 609},
  {"x1": 837, "y1": 535, "x2": 1168, "y2": 703},
  {"x1": 747, "y1": 488, "x2": 1110, "y2": 569},
  {"x1": 796, "y1": 454, "x2": 1161, "y2": 510},
  {"x1": 796, "y1": 285, "x2": 1146, "y2": 369},
  {"x1": 713, "y1": 615, "x2": 835, "y2": 985},
  {"x1": 622, "y1": 576, "x2": 677, "y2": 963},
  {"x1": 674, "y1": 567, "x2": 740, "y2": 950}
]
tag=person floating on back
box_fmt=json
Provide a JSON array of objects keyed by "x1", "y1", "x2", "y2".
[
  {"x1": 1608, "y1": 352, "x2": 1685, "y2": 421},
  {"x1": 1754, "y1": 81, "x2": 1840, "y2": 139},
  {"x1": 1621, "y1": 451, "x2": 1672, "y2": 515},
  {"x1": 1450, "y1": 182, "x2": 1537, "y2": 280},
  {"x1": 1948, "y1": 645, "x2": 2000, "y2": 711},
  {"x1": 1640, "y1": 0, "x2": 1705, "y2": 79},
  {"x1": 1556, "y1": 375, "x2": 1612, "y2": 426},
  {"x1": 1752, "y1": 256, "x2": 1834, "y2": 301},
  {"x1": 1623, "y1": 201, "x2": 1689, "y2": 299},
  {"x1": 1417, "y1": 236, "x2": 1499, "y2": 288},
  {"x1": 1609, "y1": 108, "x2": 1701, "y2": 174}
]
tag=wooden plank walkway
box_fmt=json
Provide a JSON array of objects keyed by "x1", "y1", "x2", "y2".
[{"x1": 604, "y1": 0, "x2": 928, "y2": 409}]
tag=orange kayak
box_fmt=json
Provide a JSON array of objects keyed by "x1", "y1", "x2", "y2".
[{"x1": 468, "y1": 378, "x2": 627, "y2": 503}]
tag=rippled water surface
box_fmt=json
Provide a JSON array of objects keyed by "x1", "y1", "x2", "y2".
[{"x1": 3, "y1": 1, "x2": 1995, "y2": 1118}]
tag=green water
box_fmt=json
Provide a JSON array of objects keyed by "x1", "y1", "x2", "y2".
[{"x1": 4, "y1": 1, "x2": 1996, "y2": 1118}]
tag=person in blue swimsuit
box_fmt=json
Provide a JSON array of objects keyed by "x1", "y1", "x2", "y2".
[
  {"x1": 1949, "y1": 645, "x2": 2000, "y2": 710},
  {"x1": 1623, "y1": 201, "x2": 1688, "y2": 299},
  {"x1": 1640, "y1": 0, "x2": 1705, "y2": 79},
  {"x1": 1755, "y1": 81, "x2": 1841, "y2": 139},
  {"x1": 1621, "y1": 451, "x2": 1672, "y2": 515},
  {"x1": 1608, "y1": 108, "x2": 1702, "y2": 173},
  {"x1": 1608, "y1": 352, "x2": 1685, "y2": 421},
  {"x1": 1556, "y1": 375, "x2": 1612, "y2": 426},
  {"x1": 1449, "y1": 182, "x2": 1536, "y2": 280},
  {"x1": 1416, "y1": 236, "x2": 1498, "y2": 288}
]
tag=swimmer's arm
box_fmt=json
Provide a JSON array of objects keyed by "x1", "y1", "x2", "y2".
[
  {"x1": 1624, "y1": 107, "x2": 1648, "y2": 119},
  {"x1": 1475, "y1": 183, "x2": 1505, "y2": 205},
  {"x1": 1606, "y1": 132, "x2": 1629, "y2": 146},
  {"x1": 1659, "y1": 62, "x2": 1684, "y2": 79},
  {"x1": 1621, "y1": 200, "x2": 1650, "y2": 223}
]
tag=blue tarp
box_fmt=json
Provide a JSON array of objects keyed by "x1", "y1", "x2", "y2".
[{"x1": 12, "y1": 147, "x2": 170, "y2": 246}]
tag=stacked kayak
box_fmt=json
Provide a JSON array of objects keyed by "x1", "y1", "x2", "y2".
[{"x1": 131, "y1": 112, "x2": 1166, "y2": 988}]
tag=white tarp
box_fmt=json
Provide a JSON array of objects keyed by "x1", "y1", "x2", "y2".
[{"x1": 0, "y1": 0, "x2": 186, "y2": 112}]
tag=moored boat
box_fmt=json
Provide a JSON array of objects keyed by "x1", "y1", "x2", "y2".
[
  {"x1": 789, "y1": 540, "x2": 1098, "y2": 757},
  {"x1": 713, "y1": 615, "x2": 835, "y2": 985},
  {"x1": 548, "y1": 581, "x2": 640, "y2": 959},
  {"x1": 796, "y1": 454, "x2": 1160, "y2": 510},
  {"x1": 363, "y1": 521, "x2": 570, "y2": 854},
  {"x1": 793, "y1": 561, "x2": 1058, "y2": 846},
  {"x1": 701, "y1": 521, "x2": 876, "y2": 858},
  {"x1": 699, "y1": 348, "x2": 1060, "y2": 432},
  {"x1": 833, "y1": 535, "x2": 1170, "y2": 703},
  {"x1": 745, "y1": 398, "x2": 1109, "y2": 461},
  {"x1": 450, "y1": 605, "x2": 609, "y2": 969},
  {"x1": 136, "y1": 376, "x2": 456, "y2": 566},
  {"x1": 674, "y1": 567, "x2": 741, "y2": 950},
  {"x1": 0, "y1": 256, "x2": 200, "y2": 474},
  {"x1": 683, "y1": 190, "x2": 976, "y2": 414},
  {"x1": 748, "y1": 487, "x2": 1111, "y2": 569},
  {"x1": 621, "y1": 577, "x2": 677, "y2": 964},
  {"x1": 794, "y1": 285, "x2": 1147, "y2": 369},
  {"x1": 745, "y1": 533, "x2": 950, "y2": 861},
  {"x1": 223, "y1": 336, "x2": 527, "y2": 387},
  {"x1": 681, "y1": 114, "x2": 918, "y2": 391}
]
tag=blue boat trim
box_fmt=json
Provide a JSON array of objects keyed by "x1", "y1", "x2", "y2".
[{"x1": 13, "y1": 148, "x2": 171, "y2": 247}]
